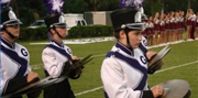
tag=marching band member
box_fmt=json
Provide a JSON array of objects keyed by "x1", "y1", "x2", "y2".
[{"x1": 0, "y1": 7, "x2": 40, "y2": 98}]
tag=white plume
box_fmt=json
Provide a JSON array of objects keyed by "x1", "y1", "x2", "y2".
[{"x1": 52, "y1": 0, "x2": 64, "y2": 13}]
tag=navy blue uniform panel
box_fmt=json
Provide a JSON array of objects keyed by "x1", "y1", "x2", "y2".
[{"x1": 44, "y1": 71, "x2": 75, "y2": 98}]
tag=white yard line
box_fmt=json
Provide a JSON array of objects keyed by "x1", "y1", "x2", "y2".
[
  {"x1": 75, "y1": 86, "x2": 103, "y2": 96},
  {"x1": 156, "y1": 60, "x2": 198, "y2": 73},
  {"x1": 74, "y1": 60, "x2": 198, "y2": 96}
]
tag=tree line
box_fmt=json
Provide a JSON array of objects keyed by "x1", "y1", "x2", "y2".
[{"x1": 9, "y1": 0, "x2": 198, "y2": 25}]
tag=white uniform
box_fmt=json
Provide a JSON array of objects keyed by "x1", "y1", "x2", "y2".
[
  {"x1": 101, "y1": 42, "x2": 151, "y2": 98},
  {"x1": 42, "y1": 41, "x2": 75, "y2": 98},
  {"x1": 42, "y1": 41, "x2": 73, "y2": 78},
  {"x1": 189, "y1": 14, "x2": 197, "y2": 22},
  {"x1": 0, "y1": 38, "x2": 31, "y2": 96}
]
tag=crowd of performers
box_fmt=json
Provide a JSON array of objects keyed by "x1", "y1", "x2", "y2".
[{"x1": 142, "y1": 9, "x2": 198, "y2": 45}]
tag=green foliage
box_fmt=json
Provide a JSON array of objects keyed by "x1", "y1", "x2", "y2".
[
  {"x1": 12, "y1": 0, "x2": 45, "y2": 25},
  {"x1": 63, "y1": 0, "x2": 119, "y2": 12},
  {"x1": 19, "y1": 25, "x2": 113, "y2": 41},
  {"x1": 64, "y1": 0, "x2": 89, "y2": 13},
  {"x1": 68, "y1": 25, "x2": 113, "y2": 38},
  {"x1": 20, "y1": 27, "x2": 48, "y2": 41},
  {"x1": 191, "y1": 0, "x2": 198, "y2": 12},
  {"x1": 83, "y1": 0, "x2": 119, "y2": 11},
  {"x1": 164, "y1": 0, "x2": 188, "y2": 12},
  {"x1": 144, "y1": 0, "x2": 163, "y2": 15}
]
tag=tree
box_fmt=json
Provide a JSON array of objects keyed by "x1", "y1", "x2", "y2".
[
  {"x1": 63, "y1": 0, "x2": 89, "y2": 13},
  {"x1": 97, "y1": 0, "x2": 119, "y2": 11},
  {"x1": 11, "y1": 0, "x2": 45, "y2": 25},
  {"x1": 191, "y1": 0, "x2": 198, "y2": 12},
  {"x1": 83, "y1": 0, "x2": 119, "y2": 11},
  {"x1": 83, "y1": 0, "x2": 101, "y2": 11},
  {"x1": 164, "y1": 0, "x2": 188, "y2": 12},
  {"x1": 144, "y1": 0, "x2": 162, "y2": 16}
]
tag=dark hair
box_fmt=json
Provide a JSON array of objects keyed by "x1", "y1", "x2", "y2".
[
  {"x1": 114, "y1": 29, "x2": 121, "y2": 39},
  {"x1": 114, "y1": 28, "x2": 134, "y2": 39}
]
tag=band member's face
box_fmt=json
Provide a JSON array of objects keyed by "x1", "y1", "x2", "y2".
[
  {"x1": 55, "y1": 27, "x2": 68, "y2": 38},
  {"x1": 5, "y1": 24, "x2": 20, "y2": 38},
  {"x1": 128, "y1": 30, "x2": 142, "y2": 48}
]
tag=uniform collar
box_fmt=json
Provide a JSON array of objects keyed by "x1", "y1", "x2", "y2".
[
  {"x1": 0, "y1": 37, "x2": 15, "y2": 49},
  {"x1": 115, "y1": 42, "x2": 134, "y2": 56},
  {"x1": 50, "y1": 40, "x2": 64, "y2": 48}
]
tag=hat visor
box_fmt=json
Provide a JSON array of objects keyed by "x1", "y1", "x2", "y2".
[
  {"x1": 3, "y1": 20, "x2": 23, "y2": 25},
  {"x1": 53, "y1": 23, "x2": 67, "y2": 28},
  {"x1": 125, "y1": 23, "x2": 146, "y2": 31}
]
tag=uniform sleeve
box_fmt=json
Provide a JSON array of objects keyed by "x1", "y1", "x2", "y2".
[
  {"x1": 0, "y1": 66, "x2": 4, "y2": 96},
  {"x1": 26, "y1": 49, "x2": 32, "y2": 72},
  {"x1": 0, "y1": 48, "x2": 6, "y2": 95},
  {"x1": 42, "y1": 49, "x2": 68, "y2": 78},
  {"x1": 101, "y1": 57, "x2": 154, "y2": 98}
]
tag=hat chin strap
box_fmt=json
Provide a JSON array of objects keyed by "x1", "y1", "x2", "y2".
[
  {"x1": 125, "y1": 31, "x2": 134, "y2": 55},
  {"x1": 4, "y1": 28, "x2": 17, "y2": 39},
  {"x1": 53, "y1": 27, "x2": 64, "y2": 39}
]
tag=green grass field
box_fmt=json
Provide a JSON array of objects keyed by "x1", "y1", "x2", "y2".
[{"x1": 21, "y1": 40, "x2": 198, "y2": 98}]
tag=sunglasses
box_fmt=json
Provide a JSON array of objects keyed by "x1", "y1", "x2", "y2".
[{"x1": 5, "y1": 24, "x2": 20, "y2": 29}]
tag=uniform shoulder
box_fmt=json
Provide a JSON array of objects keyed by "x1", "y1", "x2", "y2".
[
  {"x1": 42, "y1": 45, "x2": 53, "y2": 53},
  {"x1": 101, "y1": 54, "x2": 122, "y2": 71},
  {"x1": 15, "y1": 43, "x2": 30, "y2": 57},
  {"x1": 15, "y1": 43, "x2": 28, "y2": 50},
  {"x1": 64, "y1": 45, "x2": 73, "y2": 55}
]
